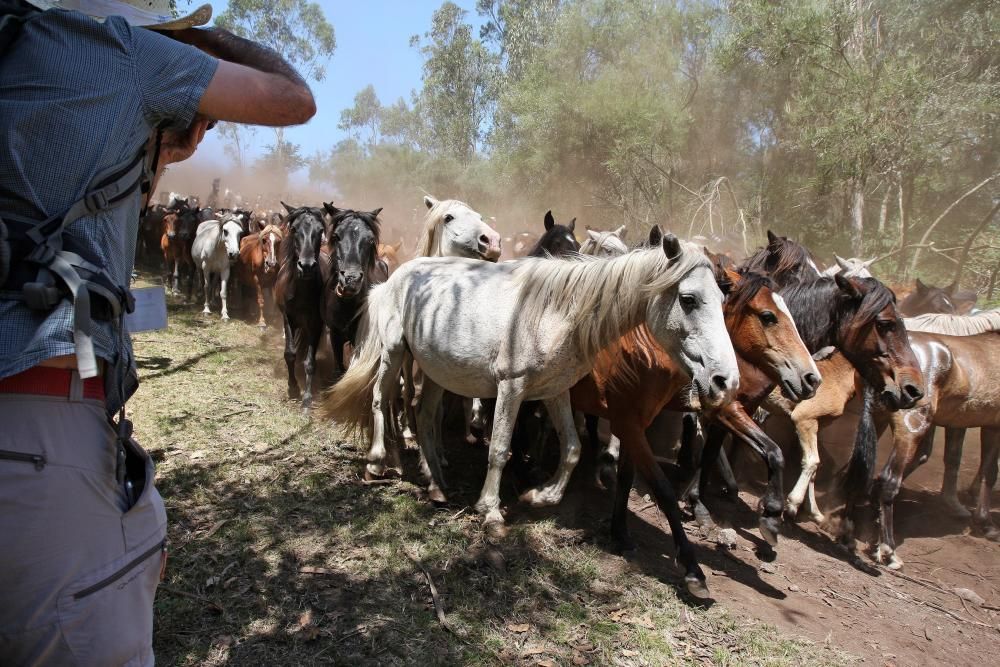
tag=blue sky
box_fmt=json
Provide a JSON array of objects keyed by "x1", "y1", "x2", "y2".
[{"x1": 189, "y1": 0, "x2": 486, "y2": 174}]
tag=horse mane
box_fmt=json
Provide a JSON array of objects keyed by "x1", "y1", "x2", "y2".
[
  {"x1": 727, "y1": 271, "x2": 774, "y2": 323},
  {"x1": 513, "y1": 243, "x2": 710, "y2": 363},
  {"x1": 904, "y1": 310, "x2": 1000, "y2": 336},
  {"x1": 742, "y1": 237, "x2": 820, "y2": 285},
  {"x1": 591, "y1": 324, "x2": 665, "y2": 392},
  {"x1": 580, "y1": 231, "x2": 628, "y2": 256},
  {"x1": 780, "y1": 277, "x2": 895, "y2": 351},
  {"x1": 415, "y1": 199, "x2": 467, "y2": 258},
  {"x1": 259, "y1": 223, "x2": 284, "y2": 240}
]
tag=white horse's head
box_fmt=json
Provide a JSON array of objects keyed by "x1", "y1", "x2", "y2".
[
  {"x1": 221, "y1": 220, "x2": 243, "y2": 262},
  {"x1": 645, "y1": 235, "x2": 740, "y2": 411},
  {"x1": 417, "y1": 195, "x2": 501, "y2": 260},
  {"x1": 822, "y1": 254, "x2": 875, "y2": 279},
  {"x1": 581, "y1": 226, "x2": 628, "y2": 257}
]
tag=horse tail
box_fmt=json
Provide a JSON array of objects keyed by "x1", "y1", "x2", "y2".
[
  {"x1": 843, "y1": 384, "x2": 878, "y2": 502},
  {"x1": 318, "y1": 288, "x2": 386, "y2": 435}
]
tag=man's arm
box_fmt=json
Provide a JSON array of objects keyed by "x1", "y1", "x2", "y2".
[{"x1": 171, "y1": 28, "x2": 316, "y2": 126}]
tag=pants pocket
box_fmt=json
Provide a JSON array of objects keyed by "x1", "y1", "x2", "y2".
[{"x1": 56, "y1": 533, "x2": 166, "y2": 666}]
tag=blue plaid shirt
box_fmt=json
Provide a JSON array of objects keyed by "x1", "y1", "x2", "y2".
[{"x1": 0, "y1": 8, "x2": 216, "y2": 408}]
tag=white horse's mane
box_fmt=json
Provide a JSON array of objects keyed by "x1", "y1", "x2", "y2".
[
  {"x1": 415, "y1": 199, "x2": 470, "y2": 258},
  {"x1": 904, "y1": 310, "x2": 1000, "y2": 336},
  {"x1": 512, "y1": 242, "x2": 711, "y2": 362}
]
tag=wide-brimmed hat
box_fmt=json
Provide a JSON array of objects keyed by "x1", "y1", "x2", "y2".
[{"x1": 26, "y1": 1, "x2": 212, "y2": 30}]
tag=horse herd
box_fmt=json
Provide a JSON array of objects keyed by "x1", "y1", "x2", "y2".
[{"x1": 140, "y1": 194, "x2": 999, "y2": 598}]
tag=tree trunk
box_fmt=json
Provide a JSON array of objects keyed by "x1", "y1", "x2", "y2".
[
  {"x1": 878, "y1": 179, "x2": 892, "y2": 236},
  {"x1": 952, "y1": 200, "x2": 1000, "y2": 288},
  {"x1": 896, "y1": 171, "x2": 913, "y2": 277},
  {"x1": 850, "y1": 178, "x2": 864, "y2": 256}
]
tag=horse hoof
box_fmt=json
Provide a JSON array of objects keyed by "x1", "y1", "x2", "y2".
[
  {"x1": 759, "y1": 517, "x2": 780, "y2": 546},
  {"x1": 221, "y1": 315, "x2": 230, "y2": 321},
  {"x1": 613, "y1": 533, "x2": 637, "y2": 554},
  {"x1": 942, "y1": 497, "x2": 972, "y2": 518},
  {"x1": 596, "y1": 463, "x2": 617, "y2": 492},
  {"x1": 202, "y1": 308, "x2": 211, "y2": 315},
  {"x1": 684, "y1": 574, "x2": 711, "y2": 600},
  {"x1": 465, "y1": 433, "x2": 478, "y2": 445},
  {"x1": 428, "y1": 485, "x2": 448, "y2": 505},
  {"x1": 519, "y1": 487, "x2": 559, "y2": 508},
  {"x1": 364, "y1": 464, "x2": 386, "y2": 481},
  {"x1": 692, "y1": 504, "x2": 715, "y2": 530},
  {"x1": 981, "y1": 525, "x2": 1000, "y2": 543},
  {"x1": 809, "y1": 512, "x2": 826, "y2": 525}
]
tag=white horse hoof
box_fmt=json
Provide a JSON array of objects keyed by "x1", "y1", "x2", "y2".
[
  {"x1": 519, "y1": 486, "x2": 561, "y2": 507},
  {"x1": 364, "y1": 463, "x2": 386, "y2": 480},
  {"x1": 202, "y1": 307, "x2": 211, "y2": 315},
  {"x1": 809, "y1": 511, "x2": 826, "y2": 525},
  {"x1": 874, "y1": 542, "x2": 904, "y2": 570},
  {"x1": 221, "y1": 313, "x2": 230, "y2": 321}
]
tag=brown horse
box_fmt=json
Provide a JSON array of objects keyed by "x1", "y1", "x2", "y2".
[
  {"x1": 570, "y1": 268, "x2": 818, "y2": 596},
  {"x1": 237, "y1": 224, "x2": 284, "y2": 329},
  {"x1": 160, "y1": 206, "x2": 198, "y2": 295},
  {"x1": 864, "y1": 323, "x2": 1000, "y2": 569},
  {"x1": 377, "y1": 240, "x2": 404, "y2": 275}
]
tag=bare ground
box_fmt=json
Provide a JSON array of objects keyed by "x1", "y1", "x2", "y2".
[{"x1": 132, "y1": 296, "x2": 999, "y2": 666}]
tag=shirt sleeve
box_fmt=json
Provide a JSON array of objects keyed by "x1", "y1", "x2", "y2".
[{"x1": 125, "y1": 23, "x2": 219, "y2": 130}]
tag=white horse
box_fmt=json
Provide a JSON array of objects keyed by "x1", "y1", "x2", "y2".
[
  {"x1": 821, "y1": 255, "x2": 874, "y2": 278},
  {"x1": 580, "y1": 226, "x2": 628, "y2": 257},
  {"x1": 399, "y1": 196, "x2": 502, "y2": 450},
  {"x1": 192, "y1": 217, "x2": 243, "y2": 320},
  {"x1": 322, "y1": 235, "x2": 739, "y2": 531}
]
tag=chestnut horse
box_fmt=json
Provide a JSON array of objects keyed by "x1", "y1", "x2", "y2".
[
  {"x1": 570, "y1": 268, "x2": 818, "y2": 590},
  {"x1": 161, "y1": 205, "x2": 198, "y2": 296},
  {"x1": 861, "y1": 318, "x2": 1000, "y2": 569},
  {"x1": 237, "y1": 224, "x2": 283, "y2": 329}
]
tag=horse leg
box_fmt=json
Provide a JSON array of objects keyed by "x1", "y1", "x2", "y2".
[
  {"x1": 785, "y1": 415, "x2": 824, "y2": 523},
  {"x1": 401, "y1": 363, "x2": 420, "y2": 447},
  {"x1": 283, "y1": 319, "x2": 300, "y2": 401},
  {"x1": 941, "y1": 427, "x2": 971, "y2": 517},
  {"x1": 715, "y1": 404, "x2": 784, "y2": 546},
  {"x1": 619, "y1": 422, "x2": 710, "y2": 598},
  {"x1": 610, "y1": 442, "x2": 637, "y2": 551},
  {"x1": 366, "y1": 339, "x2": 406, "y2": 481},
  {"x1": 201, "y1": 264, "x2": 211, "y2": 314},
  {"x1": 172, "y1": 258, "x2": 180, "y2": 295},
  {"x1": 873, "y1": 409, "x2": 931, "y2": 569},
  {"x1": 971, "y1": 427, "x2": 1000, "y2": 542},
  {"x1": 474, "y1": 380, "x2": 525, "y2": 528},
  {"x1": 414, "y1": 378, "x2": 447, "y2": 503},
  {"x1": 300, "y1": 325, "x2": 321, "y2": 413},
  {"x1": 521, "y1": 391, "x2": 581, "y2": 507},
  {"x1": 684, "y1": 419, "x2": 720, "y2": 530},
  {"x1": 255, "y1": 278, "x2": 266, "y2": 329},
  {"x1": 463, "y1": 398, "x2": 476, "y2": 445},
  {"x1": 219, "y1": 266, "x2": 230, "y2": 320},
  {"x1": 331, "y1": 328, "x2": 346, "y2": 382}
]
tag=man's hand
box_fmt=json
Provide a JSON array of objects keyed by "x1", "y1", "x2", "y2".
[{"x1": 159, "y1": 116, "x2": 212, "y2": 166}]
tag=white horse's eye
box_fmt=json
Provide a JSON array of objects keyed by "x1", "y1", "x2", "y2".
[
  {"x1": 680, "y1": 294, "x2": 698, "y2": 308},
  {"x1": 444, "y1": 214, "x2": 454, "y2": 223}
]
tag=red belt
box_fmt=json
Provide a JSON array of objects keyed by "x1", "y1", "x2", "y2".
[{"x1": 0, "y1": 366, "x2": 105, "y2": 401}]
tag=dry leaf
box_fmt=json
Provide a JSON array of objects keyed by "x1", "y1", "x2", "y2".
[
  {"x1": 622, "y1": 649, "x2": 638, "y2": 657},
  {"x1": 293, "y1": 609, "x2": 320, "y2": 641},
  {"x1": 507, "y1": 622, "x2": 531, "y2": 633},
  {"x1": 301, "y1": 566, "x2": 335, "y2": 575},
  {"x1": 203, "y1": 519, "x2": 228, "y2": 538},
  {"x1": 205, "y1": 575, "x2": 220, "y2": 588},
  {"x1": 571, "y1": 639, "x2": 595, "y2": 652},
  {"x1": 627, "y1": 615, "x2": 656, "y2": 630},
  {"x1": 609, "y1": 609, "x2": 628, "y2": 622},
  {"x1": 190, "y1": 450, "x2": 207, "y2": 460},
  {"x1": 572, "y1": 652, "x2": 591, "y2": 665},
  {"x1": 536, "y1": 660, "x2": 556, "y2": 667},
  {"x1": 522, "y1": 645, "x2": 546, "y2": 657}
]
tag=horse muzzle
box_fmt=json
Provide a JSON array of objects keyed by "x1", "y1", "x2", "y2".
[{"x1": 477, "y1": 234, "x2": 502, "y2": 262}]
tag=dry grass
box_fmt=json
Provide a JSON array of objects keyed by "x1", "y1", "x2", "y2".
[{"x1": 133, "y1": 296, "x2": 854, "y2": 666}]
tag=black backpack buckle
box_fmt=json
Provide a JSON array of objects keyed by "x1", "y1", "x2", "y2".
[
  {"x1": 22, "y1": 282, "x2": 62, "y2": 310},
  {"x1": 85, "y1": 190, "x2": 109, "y2": 213}
]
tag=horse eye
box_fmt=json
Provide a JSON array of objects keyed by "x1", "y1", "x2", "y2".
[
  {"x1": 759, "y1": 311, "x2": 778, "y2": 325},
  {"x1": 443, "y1": 214, "x2": 454, "y2": 223},
  {"x1": 876, "y1": 319, "x2": 895, "y2": 332},
  {"x1": 679, "y1": 294, "x2": 697, "y2": 308}
]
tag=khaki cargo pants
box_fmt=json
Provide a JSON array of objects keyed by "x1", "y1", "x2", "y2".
[{"x1": 0, "y1": 391, "x2": 166, "y2": 666}]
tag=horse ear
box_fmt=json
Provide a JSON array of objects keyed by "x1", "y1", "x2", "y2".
[
  {"x1": 586, "y1": 229, "x2": 601, "y2": 241},
  {"x1": 423, "y1": 195, "x2": 438, "y2": 210},
  {"x1": 613, "y1": 225, "x2": 626, "y2": 238},
  {"x1": 544, "y1": 210, "x2": 555, "y2": 231},
  {"x1": 863, "y1": 257, "x2": 876, "y2": 267},
  {"x1": 835, "y1": 272, "x2": 863, "y2": 299},
  {"x1": 946, "y1": 281, "x2": 959, "y2": 295},
  {"x1": 648, "y1": 224, "x2": 663, "y2": 246},
  {"x1": 568, "y1": 218, "x2": 576, "y2": 232},
  {"x1": 370, "y1": 207, "x2": 383, "y2": 218},
  {"x1": 724, "y1": 267, "x2": 742, "y2": 285},
  {"x1": 281, "y1": 201, "x2": 296, "y2": 215},
  {"x1": 915, "y1": 278, "x2": 928, "y2": 294},
  {"x1": 766, "y1": 229, "x2": 779, "y2": 246},
  {"x1": 835, "y1": 255, "x2": 850, "y2": 271},
  {"x1": 661, "y1": 233, "x2": 683, "y2": 261},
  {"x1": 323, "y1": 201, "x2": 339, "y2": 217},
  {"x1": 393, "y1": 240, "x2": 403, "y2": 252}
]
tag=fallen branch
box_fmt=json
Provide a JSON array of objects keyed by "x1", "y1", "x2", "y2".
[
  {"x1": 159, "y1": 585, "x2": 223, "y2": 613},
  {"x1": 405, "y1": 548, "x2": 458, "y2": 636}
]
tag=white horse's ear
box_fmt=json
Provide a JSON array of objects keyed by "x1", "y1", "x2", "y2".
[
  {"x1": 423, "y1": 195, "x2": 438, "y2": 210},
  {"x1": 567, "y1": 218, "x2": 576, "y2": 232},
  {"x1": 662, "y1": 233, "x2": 682, "y2": 261},
  {"x1": 835, "y1": 255, "x2": 850, "y2": 271},
  {"x1": 863, "y1": 257, "x2": 876, "y2": 267},
  {"x1": 587, "y1": 229, "x2": 601, "y2": 241},
  {"x1": 613, "y1": 225, "x2": 626, "y2": 238}
]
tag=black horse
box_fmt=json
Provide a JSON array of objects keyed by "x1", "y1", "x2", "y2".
[
  {"x1": 527, "y1": 210, "x2": 579, "y2": 258},
  {"x1": 275, "y1": 202, "x2": 326, "y2": 413},
  {"x1": 320, "y1": 202, "x2": 383, "y2": 379},
  {"x1": 741, "y1": 229, "x2": 823, "y2": 288}
]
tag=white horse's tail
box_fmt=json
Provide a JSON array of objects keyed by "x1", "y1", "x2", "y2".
[{"x1": 319, "y1": 292, "x2": 385, "y2": 435}]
